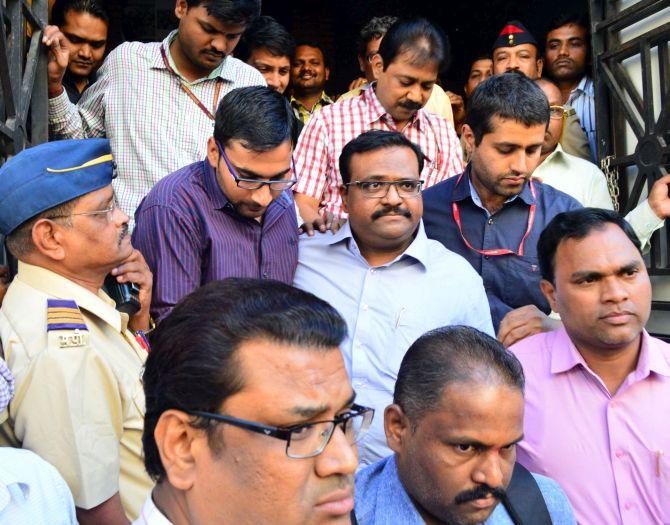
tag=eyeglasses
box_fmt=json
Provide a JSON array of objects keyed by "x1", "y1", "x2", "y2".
[
  {"x1": 345, "y1": 180, "x2": 425, "y2": 199},
  {"x1": 47, "y1": 195, "x2": 119, "y2": 221},
  {"x1": 185, "y1": 403, "x2": 374, "y2": 459},
  {"x1": 216, "y1": 140, "x2": 298, "y2": 191},
  {"x1": 549, "y1": 105, "x2": 568, "y2": 120}
]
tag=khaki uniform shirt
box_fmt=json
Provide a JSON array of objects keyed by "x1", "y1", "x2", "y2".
[
  {"x1": 560, "y1": 110, "x2": 592, "y2": 161},
  {"x1": 0, "y1": 262, "x2": 151, "y2": 519}
]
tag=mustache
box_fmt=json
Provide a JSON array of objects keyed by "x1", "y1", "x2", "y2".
[
  {"x1": 454, "y1": 484, "x2": 507, "y2": 505},
  {"x1": 118, "y1": 224, "x2": 129, "y2": 246},
  {"x1": 204, "y1": 49, "x2": 226, "y2": 58},
  {"x1": 398, "y1": 100, "x2": 422, "y2": 111},
  {"x1": 371, "y1": 205, "x2": 412, "y2": 221}
]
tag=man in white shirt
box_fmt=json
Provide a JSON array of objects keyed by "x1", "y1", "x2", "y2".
[
  {"x1": 532, "y1": 78, "x2": 669, "y2": 250},
  {"x1": 0, "y1": 358, "x2": 77, "y2": 525},
  {"x1": 294, "y1": 130, "x2": 493, "y2": 466}
]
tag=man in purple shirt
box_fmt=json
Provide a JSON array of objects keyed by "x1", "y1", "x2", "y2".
[
  {"x1": 510, "y1": 208, "x2": 670, "y2": 525},
  {"x1": 133, "y1": 86, "x2": 299, "y2": 322}
]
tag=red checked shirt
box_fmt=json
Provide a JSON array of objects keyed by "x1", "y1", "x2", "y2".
[{"x1": 293, "y1": 84, "x2": 464, "y2": 220}]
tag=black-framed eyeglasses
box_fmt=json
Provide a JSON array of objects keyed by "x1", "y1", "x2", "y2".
[
  {"x1": 185, "y1": 403, "x2": 374, "y2": 459},
  {"x1": 216, "y1": 140, "x2": 298, "y2": 191},
  {"x1": 549, "y1": 105, "x2": 568, "y2": 120},
  {"x1": 47, "y1": 195, "x2": 119, "y2": 221},
  {"x1": 345, "y1": 179, "x2": 425, "y2": 199}
]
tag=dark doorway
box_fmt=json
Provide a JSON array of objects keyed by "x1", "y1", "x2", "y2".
[{"x1": 261, "y1": 0, "x2": 588, "y2": 95}]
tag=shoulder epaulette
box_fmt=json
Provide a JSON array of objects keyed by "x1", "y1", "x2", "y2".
[{"x1": 47, "y1": 299, "x2": 88, "y2": 332}]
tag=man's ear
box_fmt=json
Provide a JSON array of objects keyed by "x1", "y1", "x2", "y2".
[
  {"x1": 540, "y1": 278, "x2": 558, "y2": 312},
  {"x1": 206, "y1": 136, "x2": 219, "y2": 169},
  {"x1": 339, "y1": 185, "x2": 349, "y2": 214},
  {"x1": 385, "y1": 404, "x2": 411, "y2": 454},
  {"x1": 461, "y1": 124, "x2": 476, "y2": 156},
  {"x1": 325, "y1": 67, "x2": 331, "y2": 82},
  {"x1": 31, "y1": 219, "x2": 66, "y2": 262},
  {"x1": 174, "y1": 0, "x2": 187, "y2": 20},
  {"x1": 372, "y1": 56, "x2": 384, "y2": 79},
  {"x1": 536, "y1": 57, "x2": 544, "y2": 78},
  {"x1": 154, "y1": 410, "x2": 202, "y2": 491}
]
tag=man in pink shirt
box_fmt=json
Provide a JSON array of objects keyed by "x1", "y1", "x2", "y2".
[{"x1": 510, "y1": 207, "x2": 670, "y2": 525}]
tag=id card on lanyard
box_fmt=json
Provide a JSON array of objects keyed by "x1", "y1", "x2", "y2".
[
  {"x1": 452, "y1": 172, "x2": 537, "y2": 257},
  {"x1": 160, "y1": 46, "x2": 222, "y2": 121}
]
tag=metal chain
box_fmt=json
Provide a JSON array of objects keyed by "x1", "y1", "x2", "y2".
[{"x1": 601, "y1": 154, "x2": 620, "y2": 212}]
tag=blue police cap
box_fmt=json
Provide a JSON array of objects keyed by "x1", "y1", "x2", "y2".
[{"x1": 0, "y1": 138, "x2": 115, "y2": 235}]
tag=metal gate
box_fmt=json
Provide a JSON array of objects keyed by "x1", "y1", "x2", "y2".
[
  {"x1": 590, "y1": 0, "x2": 670, "y2": 328},
  {"x1": 0, "y1": 0, "x2": 49, "y2": 162}
]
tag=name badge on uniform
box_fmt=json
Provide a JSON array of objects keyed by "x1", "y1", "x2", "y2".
[{"x1": 47, "y1": 299, "x2": 89, "y2": 348}]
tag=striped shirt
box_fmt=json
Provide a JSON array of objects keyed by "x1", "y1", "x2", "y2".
[
  {"x1": 132, "y1": 160, "x2": 299, "y2": 323},
  {"x1": 567, "y1": 76, "x2": 596, "y2": 162},
  {"x1": 48, "y1": 30, "x2": 265, "y2": 222},
  {"x1": 0, "y1": 359, "x2": 13, "y2": 416},
  {"x1": 293, "y1": 84, "x2": 464, "y2": 220}
]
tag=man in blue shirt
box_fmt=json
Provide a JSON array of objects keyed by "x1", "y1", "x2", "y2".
[
  {"x1": 423, "y1": 72, "x2": 581, "y2": 335},
  {"x1": 295, "y1": 130, "x2": 493, "y2": 467},
  {"x1": 355, "y1": 326, "x2": 576, "y2": 525}
]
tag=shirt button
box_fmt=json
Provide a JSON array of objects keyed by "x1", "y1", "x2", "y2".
[
  {"x1": 362, "y1": 304, "x2": 369, "y2": 311},
  {"x1": 484, "y1": 255, "x2": 490, "y2": 260},
  {"x1": 370, "y1": 268, "x2": 375, "y2": 274},
  {"x1": 615, "y1": 450, "x2": 624, "y2": 458},
  {"x1": 624, "y1": 502, "x2": 632, "y2": 510},
  {"x1": 610, "y1": 401, "x2": 618, "y2": 409},
  {"x1": 262, "y1": 271, "x2": 269, "y2": 278},
  {"x1": 487, "y1": 218, "x2": 494, "y2": 225}
]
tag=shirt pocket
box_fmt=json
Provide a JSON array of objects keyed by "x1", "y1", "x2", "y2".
[
  {"x1": 652, "y1": 451, "x2": 670, "y2": 520},
  {"x1": 503, "y1": 255, "x2": 548, "y2": 311}
]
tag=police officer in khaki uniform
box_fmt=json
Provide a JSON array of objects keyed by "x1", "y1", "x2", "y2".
[{"x1": 0, "y1": 138, "x2": 153, "y2": 524}]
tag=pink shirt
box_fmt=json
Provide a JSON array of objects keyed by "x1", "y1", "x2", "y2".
[{"x1": 510, "y1": 328, "x2": 670, "y2": 525}]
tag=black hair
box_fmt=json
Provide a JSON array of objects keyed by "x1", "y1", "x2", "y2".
[
  {"x1": 184, "y1": 0, "x2": 260, "y2": 26},
  {"x1": 464, "y1": 71, "x2": 550, "y2": 145},
  {"x1": 393, "y1": 326, "x2": 525, "y2": 421},
  {"x1": 548, "y1": 12, "x2": 589, "y2": 35},
  {"x1": 357, "y1": 16, "x2": 398, "y2": 58},
  {"x1": 339, "y1": 130, "x2": 425, "y2": 184},
  {"x1": 537, "y1": 208, "x2": 642, "y2": 283},
  {"x1": 142, "y1": 278, "x2": 348, "y2": 481},
  {"x1": 236, "y1": 15, "x2": 295, "y2": 62},
  {"x1": 378, "y1": 17, "x2": 451, "y2": 74},
  {"x1": 51, "y1": 0, "x2": 109, "y2": 26},
  {"x1": 294, "y1": 40, "x2": 329, "y2": 68},
  {"x1": 214, "y1": 86, "x2": 298, "y2": 151}
]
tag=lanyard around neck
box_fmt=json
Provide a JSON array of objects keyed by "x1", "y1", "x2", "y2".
[
  {"x1": 453, "y1": 172, "x2": 537, "y2": 257},
  {"x1": 160, "y1": 46, "x2": 222, "y2": 121}
]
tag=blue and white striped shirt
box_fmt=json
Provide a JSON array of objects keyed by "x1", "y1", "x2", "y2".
[{"x1": 567, "y1": 76, "x2": 596, "y2": 162}]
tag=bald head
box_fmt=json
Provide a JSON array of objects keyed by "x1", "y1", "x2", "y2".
[
  {"x1": 393, "y1": 326, "x2": 525, "y2": 421},
  {"x1": 535, "y1": 77, "x2": 563, "y2": 155}
]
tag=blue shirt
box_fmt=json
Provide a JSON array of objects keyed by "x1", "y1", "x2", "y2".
[
  {"x1": 0, "y1": 448, "x2": 77, "y2": 525},
  {"x1": 422, "y1": 166, "x2": 581, "y2": 330},
  {"x1": 294, "y1": 221, "x2": 493, "y2": 465},
  {"x1": 567, "y1": 76, "x2": 596, "y2": 162},
  {"x1": 355, "y1": 455, "x2": 576, "y2": 525}
]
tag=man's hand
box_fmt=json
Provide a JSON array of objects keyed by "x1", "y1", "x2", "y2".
[
  {"x1": 446, "y1": 91, "x2": 466, "y2": 132},
  {"x1": 348, "y1": 77, "x2": 368, "y2": 92},
  {"x1": 42, "y1": 25, "x2": 69, "y2": 98},
  {"x1": 299, "y1": 211, "x2": 347, "y2": 236},
  {"x1": 110, "y1": 249, "x2": 153, "y2": 332},
  {"x1": 647, "y1": 174, "x2": 670, "y2": 219},
  {"x1": 497, "y1": 305, "x2": 562, "y2": 347}
]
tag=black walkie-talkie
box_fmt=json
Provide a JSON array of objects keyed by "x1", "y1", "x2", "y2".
[{"x1": 104, "y1": 274, "x2": 141, "y2": 316}]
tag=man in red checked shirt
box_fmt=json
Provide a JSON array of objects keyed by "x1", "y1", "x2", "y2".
[{"x1": 294, "y1": 18, "x2": 464, "y2": 234}]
